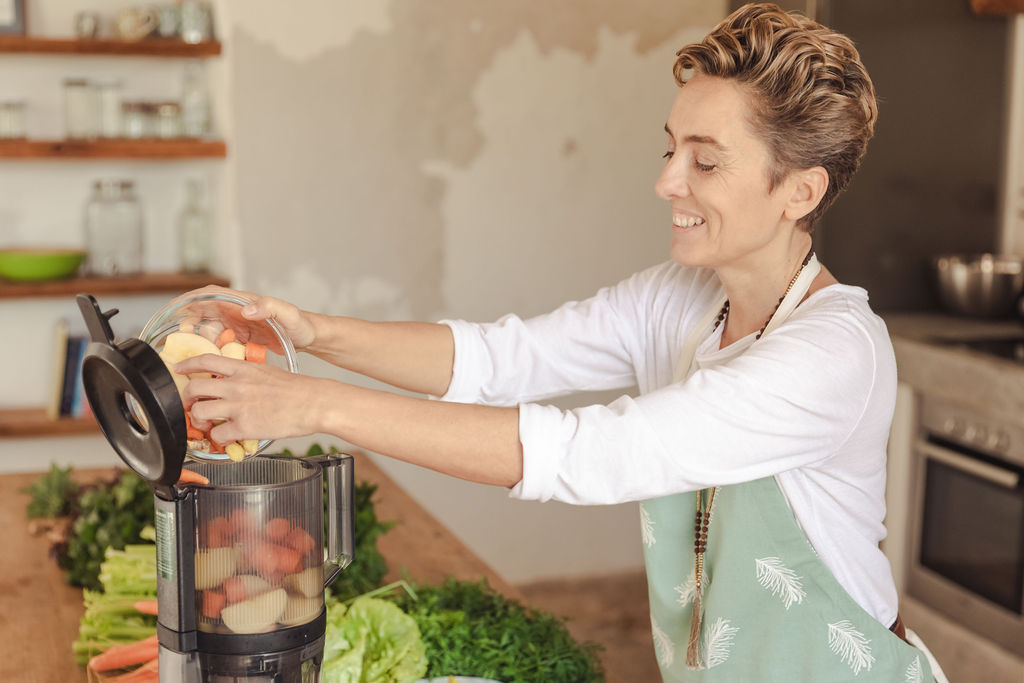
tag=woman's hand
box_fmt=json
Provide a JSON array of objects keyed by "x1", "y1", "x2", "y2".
[
  {"x1": 174, "y1": 284, "x2": 317, "y2": 351},
  {"x1": 176, "y1": 353, "x2": 331, "y2": 443}
]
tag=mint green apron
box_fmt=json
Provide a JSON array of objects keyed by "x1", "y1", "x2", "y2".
[{"x1": 641, "y1": 256, "x2": 936, "y2": 681}]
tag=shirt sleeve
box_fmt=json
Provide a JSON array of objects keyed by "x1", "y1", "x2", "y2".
[
  {"x1": 438, "y1": 269, "x2": 658, "y2": 406},
  {"x1": 511, "y1": 309, "x2": 885, "y2": 504}
]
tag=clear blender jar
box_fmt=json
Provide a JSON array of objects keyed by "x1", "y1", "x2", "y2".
[{"x1": 76, "y1": 294, "x2": 353, "y2": 682}]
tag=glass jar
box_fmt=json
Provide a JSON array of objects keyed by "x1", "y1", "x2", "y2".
[
  {"x1": 155, "y1": 102, "x2": 182, "y2": 139},
  {"x1": 180, "y1": 62, "x2": 211, "y2": 138},
  {"x1": 179, "y1": 0, "x2": 213, "y2": 44},
  {"x1": 0, "y1": 101, "x2": 26, "y2": 139},
  {"x1": 178, "y1": 179, "x2": 211, "y2": 272},
  {"x1": 84, "y1": 180, "x2": 144, "y2": 276},
  {"x1": 99, "y1": 82, "x2": 123, "y2": 139},
  {"x1": 64, "y1": 79, "x2": 101, "y2": 139}
]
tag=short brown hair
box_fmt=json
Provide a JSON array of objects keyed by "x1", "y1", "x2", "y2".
[{"x1": 674, "y1": 3, "x2": 877, "y2": 229}]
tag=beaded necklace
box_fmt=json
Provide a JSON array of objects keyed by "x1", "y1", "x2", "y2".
[
  {"x1": 685, "y1": 244, "x2": 815, "y2": 668},
  {"x1": 711, "y1": 246, "x2": 816, "y2": 340}
]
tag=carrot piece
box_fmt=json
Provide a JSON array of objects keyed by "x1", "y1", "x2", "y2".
[
  {"x1": 285, "y1": 526, "x2": 317, "y2": 555},
  {"x1": 229, "y1": 508, "x2": 259, "y2": 539},
  {"x1": 204, "y1": 516, "x2": 230, "y2": 548},
  {"x1": 264, "y1": 517, "x2": 291, "y2": 541},
  {"x1": 223, "y1": 576, "x2": 247, "y2": 604},
  {"x1": 133, "y1": 600, "x2": 159, "y2": 615},
  {"x1": 245, "y1": 341, "x2": 267, "y2": 364},
  {"x1": 215, "y1": 328, "x2": 236, "y2": 348},
  {"x1": 177, "y1": 469, "x2": 210, "y2": 486},
  {"x1": 105, "y1": 657, "x2": 159, "y2": 682},
  {"x1": 88, "y1": 634, "x2": 159, "y2": 672},
  {"x1": 274, "y1": 544, "x2": 302, "y2": 573},
  {"x1": 185, "y1": 412, "x2": 204, "y2": 441},
  {"x1": 201, "y1": 589, "x2": 227, "y2": 619}
]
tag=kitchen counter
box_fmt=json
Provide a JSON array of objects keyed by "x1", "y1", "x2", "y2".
[
  {"x1": 0, "y1": 454, "x2": 519, "y2": 683},
  {"x1": 885, "y1": 312, "x2": 1024, "y2": 422}
]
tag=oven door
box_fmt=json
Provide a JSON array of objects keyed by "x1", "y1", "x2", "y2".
[{"x1": 907, "y1": 436, "x2": 1024, "y2": 656}]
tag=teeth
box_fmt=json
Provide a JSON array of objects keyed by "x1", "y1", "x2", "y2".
[{"x1": 673, "y1": 215, "x2": 706, "y2": 228}]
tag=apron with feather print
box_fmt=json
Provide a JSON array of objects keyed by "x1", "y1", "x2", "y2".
[{"x1": 640, "y1": 256, "x2": 936, "y2": 681}]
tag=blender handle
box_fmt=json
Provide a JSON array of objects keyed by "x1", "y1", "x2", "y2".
[{"x1": 311, "y1": 453, "x2": 355, "y2": 587}]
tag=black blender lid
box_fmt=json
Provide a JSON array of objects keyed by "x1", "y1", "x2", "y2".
[{"x1": 77, "y1": 294, "x2": 186, "y2": 498}]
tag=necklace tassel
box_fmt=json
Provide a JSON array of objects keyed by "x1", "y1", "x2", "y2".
[{"x1": 686, "y1": 588, "x2": 703, "y2": 667}]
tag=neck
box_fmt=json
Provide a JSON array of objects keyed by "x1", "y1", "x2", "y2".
[{"x1": 717, "y1": 234, "x2": 814, "y2": 345}]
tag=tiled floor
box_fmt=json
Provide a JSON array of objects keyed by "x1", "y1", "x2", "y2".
[{"x1": 518, "y1": 571, "x2": 1024, "y2": 683}]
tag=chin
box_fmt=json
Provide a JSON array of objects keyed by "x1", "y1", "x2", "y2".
[{"x1": 669, "y1": 239, "x2": 712, "y2": 269}]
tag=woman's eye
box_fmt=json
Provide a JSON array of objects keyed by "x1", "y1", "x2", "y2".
[
  {"x1": 695, "y1": 159, "x2": 716, "y2": 173},
  {"x1": 662, "y1": 150, "x2": 674, "y2": 159}
]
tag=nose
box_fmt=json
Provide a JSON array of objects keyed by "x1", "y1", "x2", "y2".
[{"x1": 655, "y1": 155, "x2": 690, "y2": 201}]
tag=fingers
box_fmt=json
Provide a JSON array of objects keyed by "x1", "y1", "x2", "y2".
[{"x1": 174, "y1": 352, "x2": 243, "y2": 379}]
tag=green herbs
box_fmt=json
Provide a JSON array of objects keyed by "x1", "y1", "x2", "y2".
[
  {"x1": 23, "y1": 463, "x2": 79, "y2": 519},
  {"x1": 58, "y1": 470, "x2": 156, "y2": 590},
  {"x1": 392, "y1": 578, "x2": 605, "y2": 682}
]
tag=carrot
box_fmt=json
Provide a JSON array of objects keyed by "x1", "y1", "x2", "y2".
[
  {"x1": 177, "y1": 469, "x2": 210, "y2": 486},
  {"x1": 223, "y1": 576, "x2": 247, "y2": 604},
  {"x1": 105, "y1": 657, "x2": 159, "y2": 682},
  {"x1": 215, "y1": 328, "x2": 236, "y2": 348},
  {"x1": 201, "y1": 590, "x2": 227, "y2": 620},
  {"x1": 185, "y1": 412, "x2": 204, "y2": 441},
  {"x1": 88, "y1": 634, "x2": 159, "y2": 672},
  {"x1": 229, "y1": 508, "x2": 259, "y2": 539},
  {"x1": 133, "y1": 600, "x2": 159, "y2": 616},
  {"x1": 204, "y1": 516, "x2": 230, "y2": 548},
  {"x1": 273, "y1": 544, "x2": 302, "y2": 573},
  {"x1": 285, "y1": 526, "x2": 317, "y2": 555},
  {"x1": 264, "y1": 517, "x2": 291, "y2": 541},
  {"x1": 249, "y1": 541, "x2": 301, "y2": 576},
  {"x1": 245, "y1": 341, "x2": 267, "y2": 364}
]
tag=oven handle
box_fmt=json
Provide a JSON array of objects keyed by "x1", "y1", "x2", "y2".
[{"x1": 916, "y1": 440, "x2": 1020, "y2": 489}]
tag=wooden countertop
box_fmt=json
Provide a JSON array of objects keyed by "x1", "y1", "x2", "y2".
[{"x1": 0, "y1": 455, "x2": 517, "y2": 683}]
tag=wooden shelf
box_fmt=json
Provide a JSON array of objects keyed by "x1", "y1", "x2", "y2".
[
  {"x1": 0, "y1": 36, "x2": 221, "y2": 57},
  {"x1": 0, "y1": 408, "x2": 99, "y2": 438},
  {"x1": 0, "y1": 271, "x2": 229, "y2": 300},
  {"x1": 0, "y1": 138, "x2": 226, "y2": 159}
]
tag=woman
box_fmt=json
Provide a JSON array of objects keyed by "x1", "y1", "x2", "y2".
[{"x1": 176, "y1": 4, "x2": 945, "y2": 680}]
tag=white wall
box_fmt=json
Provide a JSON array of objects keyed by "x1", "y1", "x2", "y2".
[{"x1": 1, "y1": 0, "x2": 726, "y2": 583}]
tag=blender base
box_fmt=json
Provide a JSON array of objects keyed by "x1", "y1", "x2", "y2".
[{"x1": 158, "y1": 637, "x2": 324, "y2": 683}]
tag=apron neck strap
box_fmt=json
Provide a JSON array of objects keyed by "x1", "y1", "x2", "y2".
[{"x1": 673, "y1": 253, "x2": 820, "y2": 383}]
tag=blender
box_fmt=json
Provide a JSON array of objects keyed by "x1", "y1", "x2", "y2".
[{"x1": 76, "y1": 293, "x2": 354, "y2": 682}]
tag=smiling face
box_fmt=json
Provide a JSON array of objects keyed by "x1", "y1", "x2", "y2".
[{"x1": 655, "y1": 74, "x2": 800, "y2": 272}]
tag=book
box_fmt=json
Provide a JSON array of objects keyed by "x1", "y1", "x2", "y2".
[
  {"x1": 46, "y1": 319, "x2": 70, "y2": 421},
  {"x1": 58, "y1": 336, "x2": 87, "y2": 418},
  {"x1": 69, "y1": 336, "x2": 89, "y2": 418}
]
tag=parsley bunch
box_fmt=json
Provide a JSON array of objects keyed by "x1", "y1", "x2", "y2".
[
  {"x1": 392, "y1": 578, "x2": 605, "y2": 682},
  {"x1": 58, "y1": 471, "x2": 156, "y2": 591}
]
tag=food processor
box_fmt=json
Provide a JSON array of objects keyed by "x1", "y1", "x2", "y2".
[{"x1": 76, "y1": 293, "x2": 354, "y2": 682}]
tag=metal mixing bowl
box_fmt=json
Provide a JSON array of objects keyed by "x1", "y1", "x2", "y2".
[{"x1": 932, "y1": 253, "x2": 1024, "y2": 318}]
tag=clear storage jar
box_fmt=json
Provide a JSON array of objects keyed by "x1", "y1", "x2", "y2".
[
  {"x1": 64, "y1": 79, "x2": 101, "y2": 139},
  {"x1": 0, "y1": 101, "x2": 26, "y2": 139},
  {"x1": 84, "y1": 180, "x2": 144, "y2": 276}
]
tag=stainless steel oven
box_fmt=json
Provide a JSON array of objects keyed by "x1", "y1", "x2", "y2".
[{"x1": 907, "y1": 396, "x2": 1024, "y2": 656}]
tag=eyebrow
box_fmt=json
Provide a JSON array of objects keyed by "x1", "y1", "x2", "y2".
[{"x1": 664, "y1": 124, "x2": 729, "y2": 153}]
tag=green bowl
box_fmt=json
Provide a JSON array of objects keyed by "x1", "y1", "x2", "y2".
[{"x1": 0, "y1": 248, "x2": 87, "y2": 282}]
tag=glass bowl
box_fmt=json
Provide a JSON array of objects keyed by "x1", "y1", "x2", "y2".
[{"x1": 139, "y1": 292, "x2": 299, "y2": 462}]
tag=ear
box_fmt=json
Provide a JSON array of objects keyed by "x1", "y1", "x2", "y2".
[{"x1": 782, "y1": 166, "x2": 829, "y2": 222}]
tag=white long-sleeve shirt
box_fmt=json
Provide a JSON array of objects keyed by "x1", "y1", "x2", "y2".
[{"x1": 439, "y1": 261, "x2": 900, "y2": 626}]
